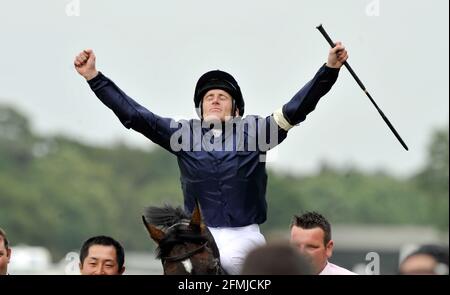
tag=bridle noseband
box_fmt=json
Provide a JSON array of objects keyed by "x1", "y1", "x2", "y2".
[
  {"x1": 161, "y1": 241, "x2": 208, "y2": 263},
  {"x1": 160, "y1": 223, "x2": 223, "y2": 274}
]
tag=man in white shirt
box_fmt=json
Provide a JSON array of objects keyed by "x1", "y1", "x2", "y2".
[
  {"x1": 0, "y1": 228, "x2": 11, "y2": 275},
  {"x1": 290, "y1": 212, "x2": 356, "y2": 275}
]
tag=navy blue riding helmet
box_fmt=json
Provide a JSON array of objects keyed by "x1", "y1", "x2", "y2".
[{"x1": 194, "y1": 70, "x2": 245, "y2": 118}]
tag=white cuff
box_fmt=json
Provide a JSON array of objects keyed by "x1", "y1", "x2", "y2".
[{"x1": 273, "y1": 107, "x2": 294, "y2": 131}]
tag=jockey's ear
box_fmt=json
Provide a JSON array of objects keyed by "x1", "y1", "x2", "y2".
[
  {"x1": 190, "y1": 199, "x2": 206, "y2": 233},
  {"x1": 142, "y1": 216, "x2": 165, "y2": 243}
]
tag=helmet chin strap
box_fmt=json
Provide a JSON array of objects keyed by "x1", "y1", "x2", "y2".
[
  {"x1": 200, "y1": 99, "x2": 203, "y2": 119},
  {"x1": 231, "y1": 98, "x2": 236, "y2": 117}
]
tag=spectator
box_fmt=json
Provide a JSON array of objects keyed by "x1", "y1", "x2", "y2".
[
  {"x1": 79, "y1": 235, "x2": 125, "y2": 275},
  {"x1": 0, "y1": 228, "x2": 11, "y2": 275},
  {"x1": 290, "y1": 212, "x2": 356, "y2": 275},
  {"x1": 241, "y1": 243, "x2": 313, "y2": 275},
  {"x1": 399, "y1": 244, "x2": 449, "y2": 275}
]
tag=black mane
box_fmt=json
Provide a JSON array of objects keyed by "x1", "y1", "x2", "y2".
[{"x1": 143, "y1": 204, "x2": 190, "y2": 229}]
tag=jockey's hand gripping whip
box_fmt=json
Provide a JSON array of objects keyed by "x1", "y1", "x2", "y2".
[{"x1": 316, "y1": 24, "x2": 408, "y2": 151}]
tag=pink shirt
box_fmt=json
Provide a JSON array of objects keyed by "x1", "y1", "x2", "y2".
[{"x1": 319, "y1": 262, "x2": 357, "y2": 275}]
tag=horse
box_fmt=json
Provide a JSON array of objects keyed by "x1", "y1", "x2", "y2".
[{"x1": 142, "y1": 201, "x2": 226, "y2": 275}]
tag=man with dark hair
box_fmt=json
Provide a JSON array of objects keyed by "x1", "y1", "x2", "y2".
[
  {"x1": 0, "y1": 227, "x2": 11, "y2": 275},
  {"x1": 74, "y1": 42, "x2": 348, "y2": 274},
  {"x1": 399, "y1": 244, "x2": 449, "y2": 275},
  {"x1": 241, "y1": 243, "x2": 314, "y2": 275},
  {"x1": 79, "y1": 235, "x2": 125, "y2": 275},
  {"x1": 290, "y1": 212, "x2": 356, "y2": 275}
]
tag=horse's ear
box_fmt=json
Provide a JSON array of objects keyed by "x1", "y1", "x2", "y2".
[
  {"x1": 142, "y1": 216, "x2": 165, "y2": 243},
  {"x1": 190, "y1": 199, "x2": 205, "y2": 233}
]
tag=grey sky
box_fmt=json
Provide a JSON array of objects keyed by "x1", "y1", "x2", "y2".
[{"x1": 0, "y1": 0, "x2": 448, "y2": 177}]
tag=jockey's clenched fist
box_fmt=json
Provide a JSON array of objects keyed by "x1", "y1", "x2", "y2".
[
  {"x1": 74, "y1": 49, "x2": 98, "y2": 81},
  {"x1": 326, "y1": 42, "x2": 348, "y2": 69}
]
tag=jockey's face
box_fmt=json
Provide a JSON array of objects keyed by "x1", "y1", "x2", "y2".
[
  {"x1": 0, "y1": 237, "x2": 11, "y2": 275},
  {"x1": 290, "y1": 226, "x2": 333, "y2": 275},
  {"x1": 202, "y1": 89, "x2": 238, "y2": 122},
  {"x1": 79, "y1": 245, "x2": 125, "y2": 275}
]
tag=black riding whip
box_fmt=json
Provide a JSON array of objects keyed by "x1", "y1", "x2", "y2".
[{"x1": 316, "y1": 24, "x2": 409, "y2": 151}]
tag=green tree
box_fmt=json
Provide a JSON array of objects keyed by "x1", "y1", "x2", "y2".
[
  {"x1": 1, "y1": 105, "x2": 448, "y2": 260},
  {"x1": 414, "y1": 126, "x2": 449, "y2": 230}
]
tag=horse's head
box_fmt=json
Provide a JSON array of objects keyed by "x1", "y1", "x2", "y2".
[{"x1": 142, "y1": 201, "x2": 223, "y2": 275}]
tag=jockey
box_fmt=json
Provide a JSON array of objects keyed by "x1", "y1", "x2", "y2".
[{"x1": 74, "y1": 43, "x2": 348, "y2": 274}]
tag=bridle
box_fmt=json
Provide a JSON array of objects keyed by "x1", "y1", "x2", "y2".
[
  {"x1": 160, "y1": 223, "x2": 223, "y2": 274},
  {"x1": 161, "y1": 241, "x2": 208, "y2": 263},
  {"x1": 161, "y1": 241, "x2": 222, "y2": 275}
]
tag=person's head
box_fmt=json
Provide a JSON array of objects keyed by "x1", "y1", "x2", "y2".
[
  {"x1": 79, "y1": 235, "x2": 125, "y2": 275},
  {"x1": 241, "y1": 243, "x2": 314, "y2": 275},
  {"x1": 399, "y1": 244, "x2": 449, "y2": 275},
  {"x1": 0, "y1": 228, "x2": 11, "y2": 275},
  {"x1": 194, "y1": 70, "x2": 244, "y2": 122},
  {"x1": 290, "y1": 211, "x2": 333, "y2": 275}
]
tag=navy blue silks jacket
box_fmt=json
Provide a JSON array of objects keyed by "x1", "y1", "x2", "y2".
[{"x1": 87, "y1": 65, "x2": 339, "y2": 227}]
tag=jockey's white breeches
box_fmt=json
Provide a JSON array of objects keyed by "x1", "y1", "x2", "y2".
[{"x1": 207, "y1": 224, "x2": 266, "y2": 275}]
